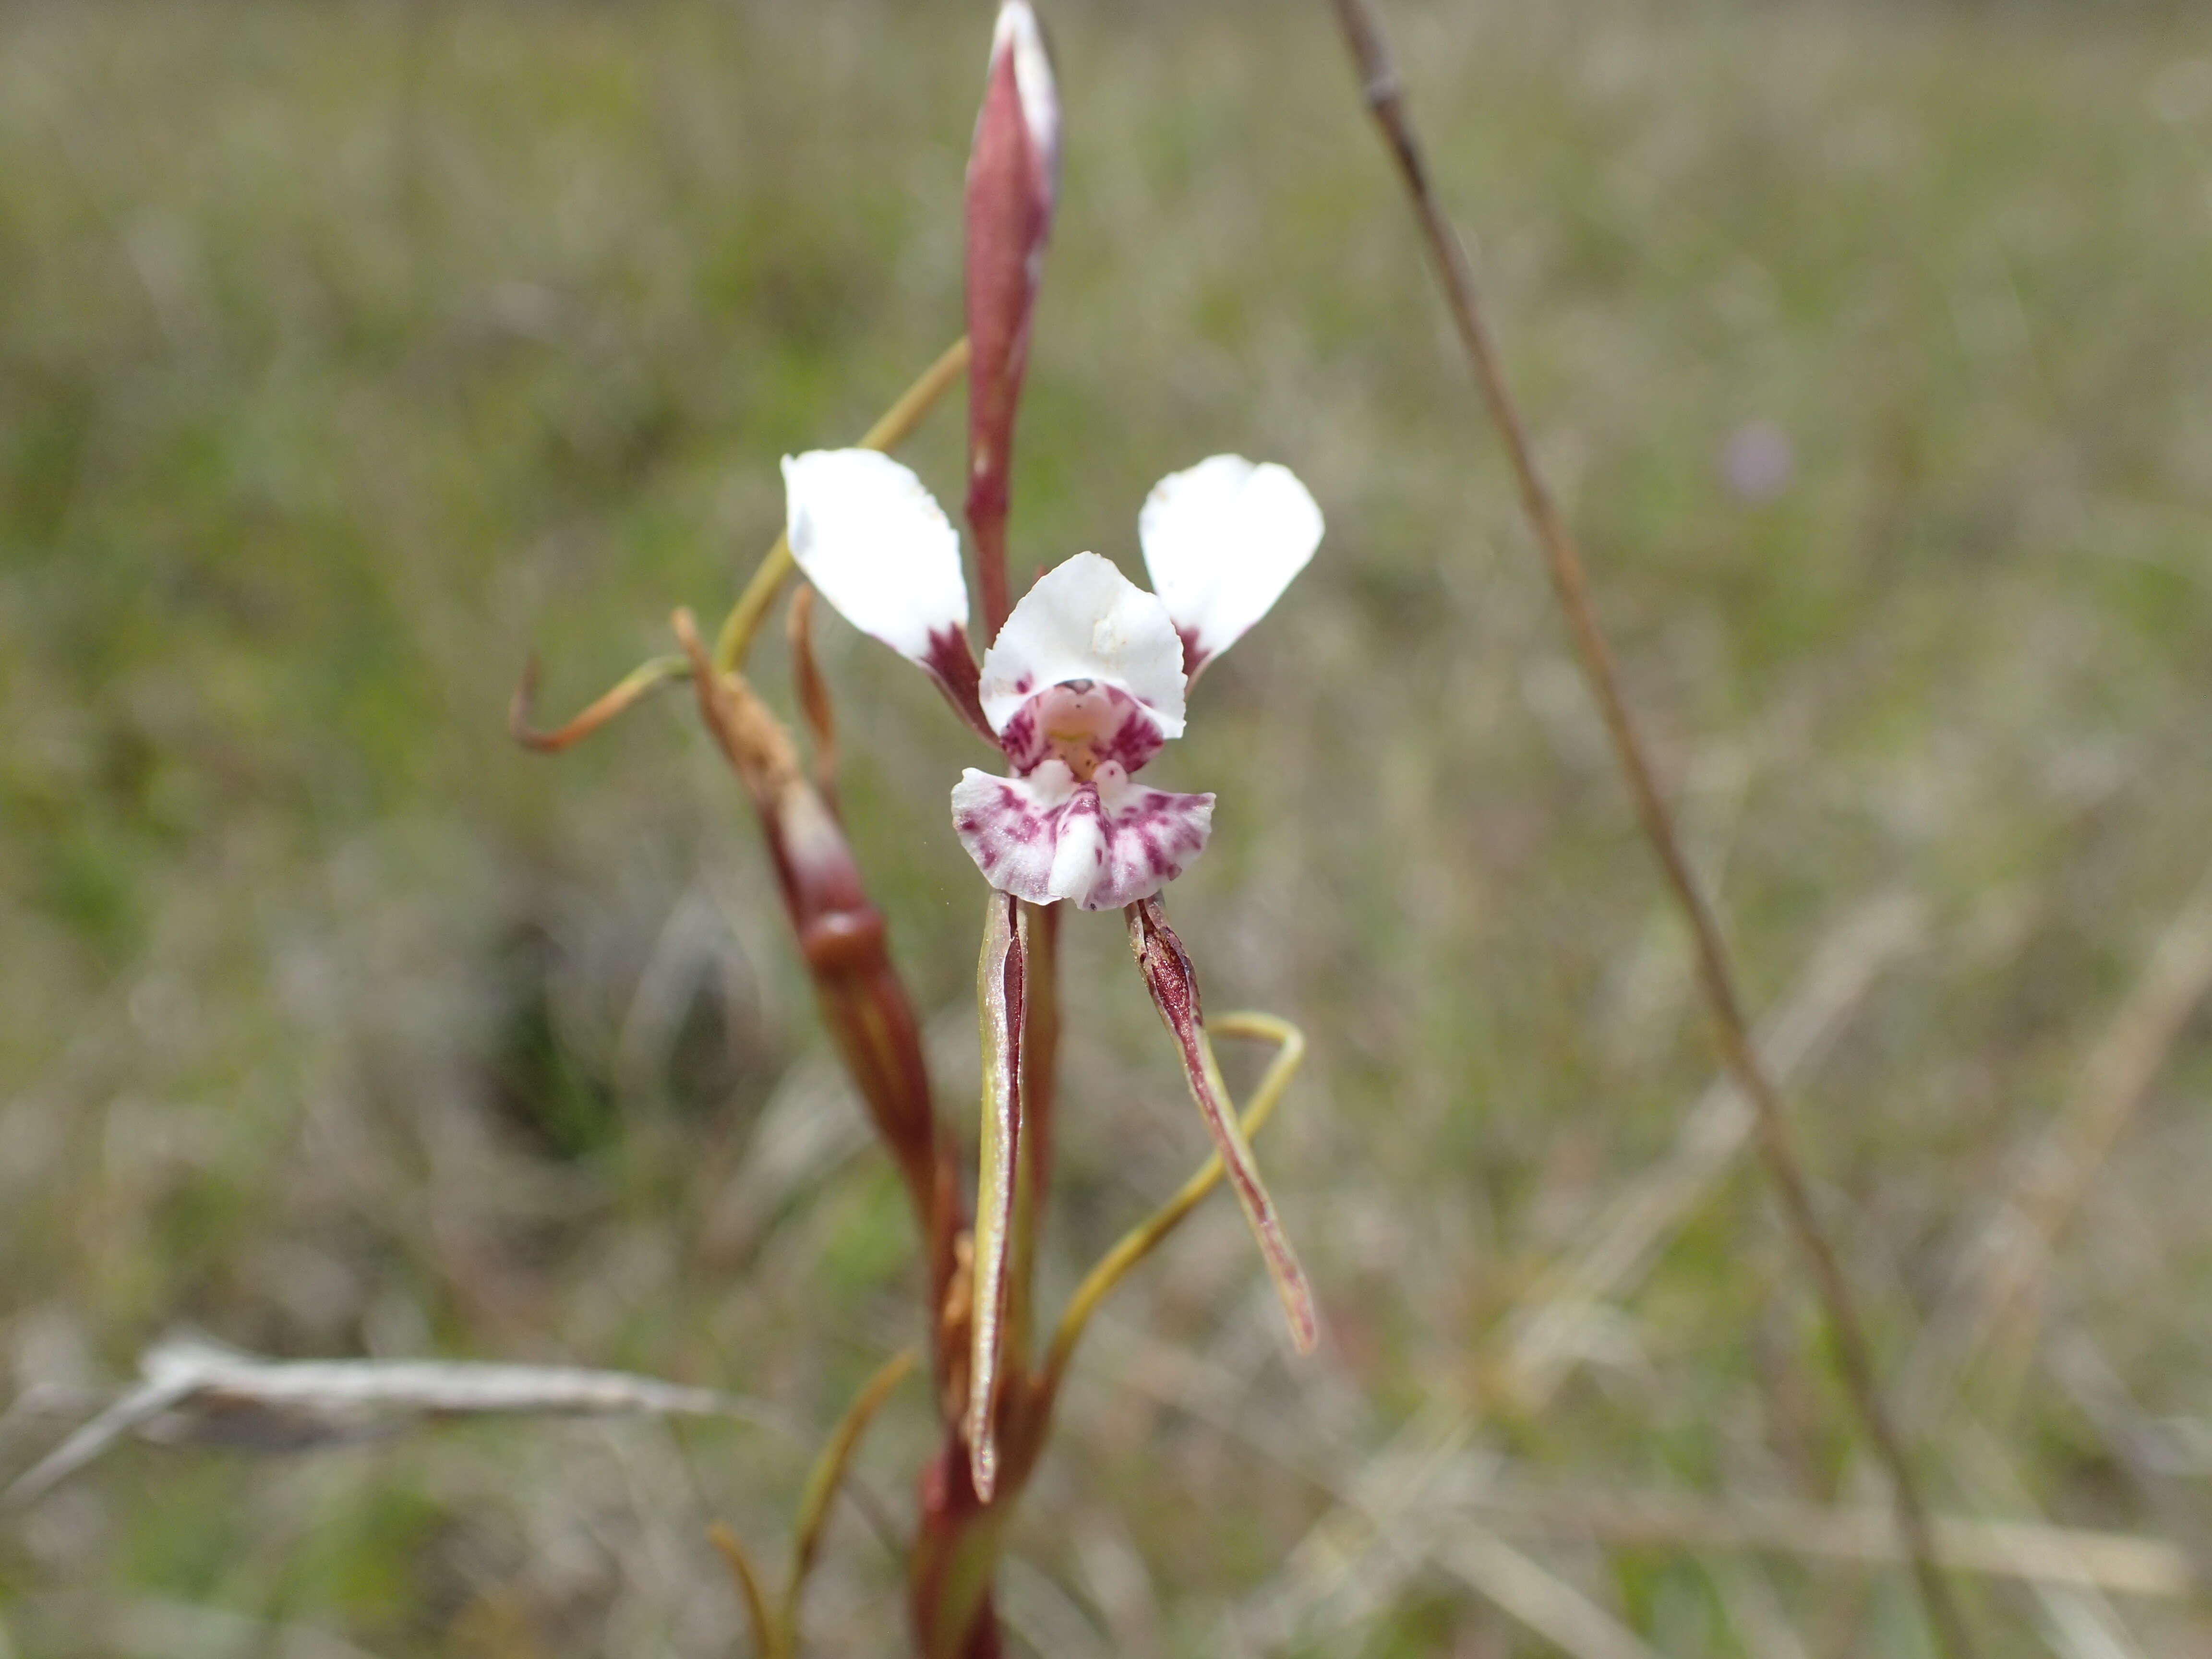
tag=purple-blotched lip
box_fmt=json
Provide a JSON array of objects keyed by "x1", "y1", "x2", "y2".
[
  {"x1": 996, "y1": 681, "x2": 1167, "y2": 779},
  {"x1": 952, "y1": 761, "x2": 1214, "y2": 910}
]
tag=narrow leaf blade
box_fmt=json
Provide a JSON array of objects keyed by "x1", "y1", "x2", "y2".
[{"x1": 968, "y1": 891, "x2": 1029, "y2": 1498}]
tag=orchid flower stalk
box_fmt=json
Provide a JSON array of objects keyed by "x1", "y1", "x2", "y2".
[
  {"x1": 785, "y1": 438, "x2": 1327, "y2": 1484},
  {"x1": 519, "y1": 8, "x2": 1325, "y2": 1653},
  {"x1": 786, "y1": 21, "x2": 1329, "y2": 1480},
  {"x1": 780, "y1": 0, "x2": 1331, "y2": 1530}
]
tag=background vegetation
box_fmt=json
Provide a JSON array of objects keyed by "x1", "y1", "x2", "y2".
[{"x1": 4, "y1": 0, "x2": 2212, "y2": 1652}]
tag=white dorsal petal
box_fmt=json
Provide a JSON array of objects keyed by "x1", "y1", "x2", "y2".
[
  {"x1": 978, "y1": 552, "x2": 1186, "y2": 740},
  {"x1": 1139, "y1": 455, "x2": 1323, "y2": 669},
  {"x1": 781, "y1": 450, "x2": 969, "y2": 662}
]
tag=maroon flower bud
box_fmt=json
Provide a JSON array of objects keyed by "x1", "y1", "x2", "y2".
[{"x1": 964, "y1": 0, "x2": 1060, "y2": 635}]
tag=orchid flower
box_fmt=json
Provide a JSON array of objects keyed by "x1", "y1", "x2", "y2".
[
  {"x1": 781, "y1": 448, "x2": 1323, "y2": 911},
  {"x1": 788, "y1": 447, "x2": 1327, "y2": 1502},
  {"x1": 784, "y1": 446, "x2": 1326, "y2": 1495},
  {"x1": 776, "y1": 0, "x2": 1328, "y2": 1516}
]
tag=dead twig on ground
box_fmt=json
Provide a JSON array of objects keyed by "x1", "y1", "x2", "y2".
[
  {"x1": 1916, "y1": 860, "x2": 2212, "y2": 1418},
  {"x1": 6, "y1": 1337, "x2": 778, "y2": 1505},
  {"x1": 1505, "y1": 893, "x2": 1925, "y2": 1409},
  {"x1": 1459, "y1": 1485, "x2": 2194, "y2": 1601},
  {"x1": 1094, "y1": 1332, "x2": 1663, "y2": 1659},
  {"x1": 1250, "y1": 902, "x2": 1928, "y2": 1643},
  {"x1": 1325, "y1": 4, "x2": 1974, "y2": 1652}
]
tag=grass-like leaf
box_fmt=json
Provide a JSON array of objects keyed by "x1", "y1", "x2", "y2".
[
  {"x1": 967, "y1": 892, "x2": 1028, "y2": 1501},
  {"x1": 1039, "y1": 1010, "x2": 1305, "y2": 1408}
]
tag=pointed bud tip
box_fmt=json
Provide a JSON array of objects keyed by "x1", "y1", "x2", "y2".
[{"x1": 989, "y1": 0, "x2": 1060, "y2": 178}]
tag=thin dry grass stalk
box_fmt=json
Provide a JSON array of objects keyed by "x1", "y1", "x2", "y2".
[
  {"x1": 1924, "y1": 857, "x2": 2212, "y2": 1413},
  {"x1": 1325, "y1": 3, "x2": 1975, "y2": 1653},
  {"x1": 1253, "y1": 902, "x2": 1927, "y2": 1639},
  {"x1": 712, "y1": 338, "x2": 974, "y2": 678},
  {"x1": 711, "y1": 1524, "x2": 778, "y2": 1659},
  {"x1": 1441, "y1": 1529, "x2": 1664, "y2": 1659},
  {"x1": 1506, "y1": 893, "x2": 1926, "y2": 1410},
  {"x1": 1093, "y1": 1335, "x2": 1668, "y2": 1659},
  {"x1": 2044, "y1": 1334, "x2": 2212, "y2": 1594},
  {"x1": 1461, "y1": 1486, "x2": 2195, "y2": 1600},
  {"x1": 1036, "y1": 1009, "x2": 1306, "y2": 1410},
  {"x1": 513, "y1": 339, "x2": 973, "y2": 759},
  {"x1": 785, "y1": 1350, "x2": 919, "y2": 1648},
  {"x1": 508, "y1": 652, "x2": 691, "y2": 752},
  {"x1": 1946, "y1": 1423, "x2": 2153, "y2": 1659}
]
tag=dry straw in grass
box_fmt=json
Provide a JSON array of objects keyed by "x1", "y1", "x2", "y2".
[{"x1": 1327, "y1": 0, "x2": 1976, "y2": 1653}]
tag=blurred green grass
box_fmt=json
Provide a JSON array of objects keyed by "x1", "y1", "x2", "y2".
[{"x1": 4, "y1": 0, "x2": 2212, "y2": 1653}]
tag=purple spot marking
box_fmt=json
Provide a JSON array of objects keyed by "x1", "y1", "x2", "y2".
[
  {"x1": 921, "y1": 625, "x2": 989, "y2": 738},
  {"x1": 1101, "y1": 706, "x2": 1166, "y2": 774},
  {"x1": 1000, "y1": 684, "x2": 1167, "y2": 776},
  {"x1": 998, "y1": 707, "x2": 1040, "y2": 770},
  {"x1": 952, "y1": 768, "x2": 1216, "y2": 910}
]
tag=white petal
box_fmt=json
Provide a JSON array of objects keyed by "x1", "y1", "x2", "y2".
[
  {"x1": 952, "y1": 761, "x2": 1213, "y2": 911},
  {"x1": 978, "y1": 552, "x2": 1185, "y2": 740},
  {"x1": 1139, "y1": 455, "x2": 1322, "y2": 672},
  {"x1": 782, "y1": 450, "x2": 969, "y2": 662}
]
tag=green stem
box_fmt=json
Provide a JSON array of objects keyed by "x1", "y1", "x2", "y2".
[
  {"x1": 1035, "y1": 1012, "x2": 1305, "y2": 1415},
  {"x1": 713, "y1": 337, "x2": 972, "y2": 674}
]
